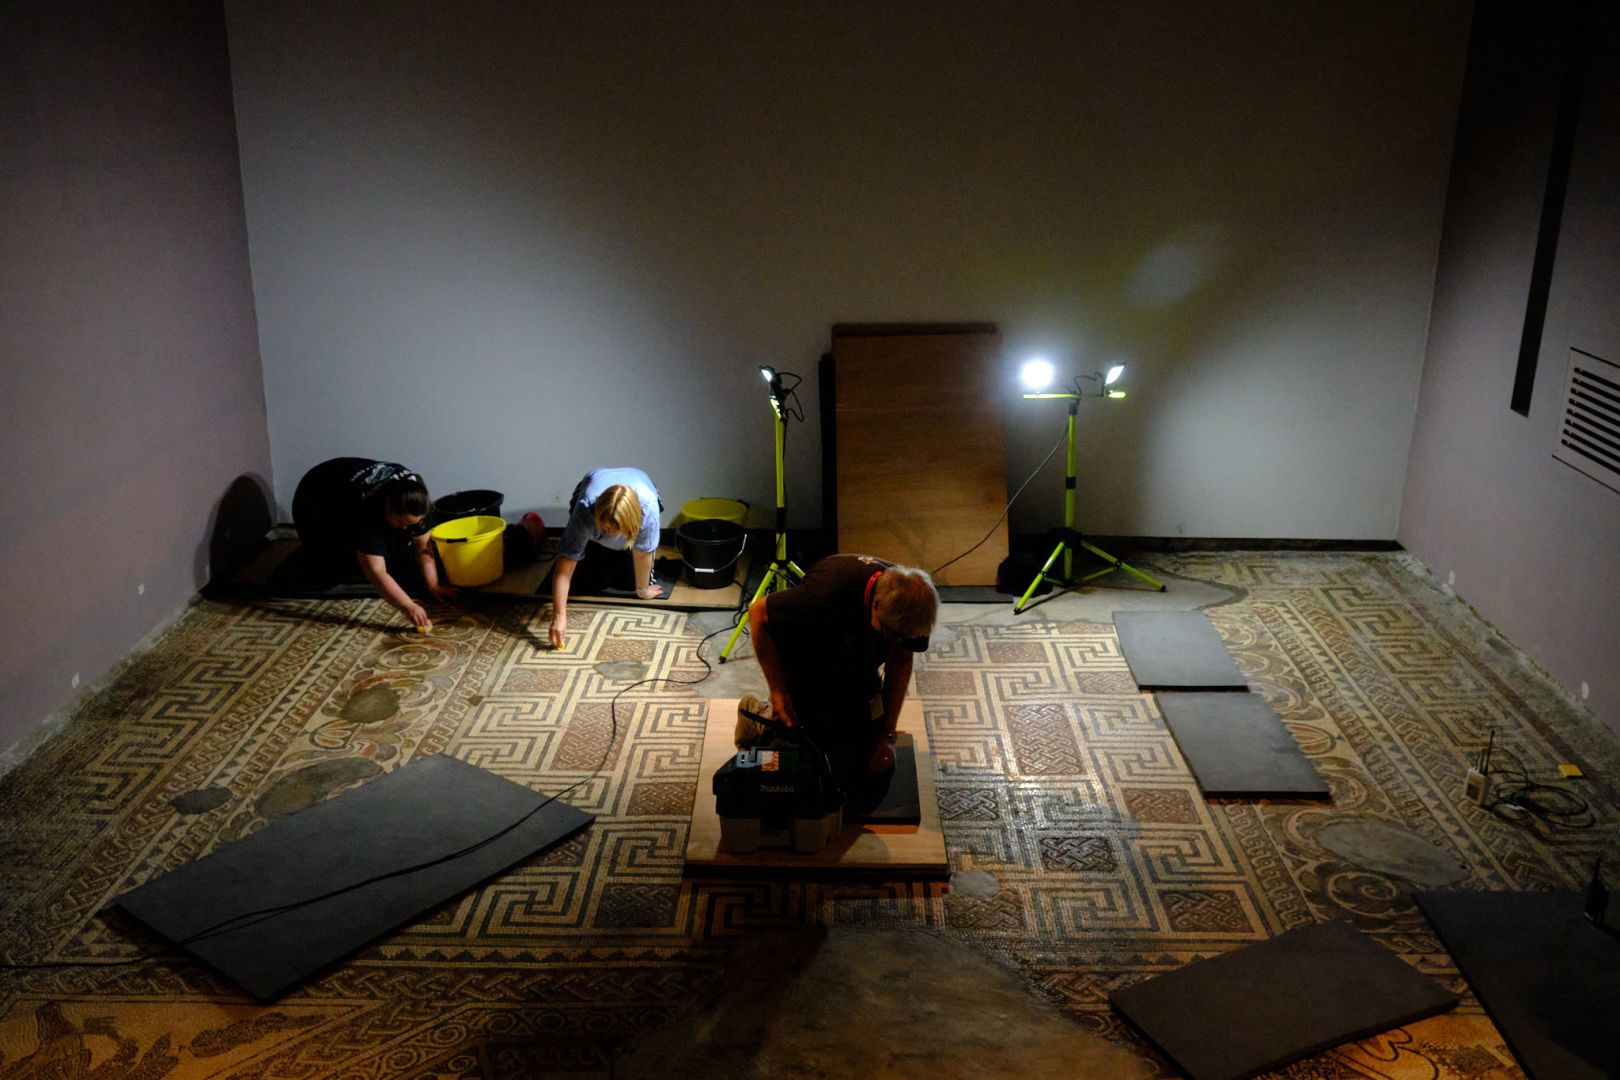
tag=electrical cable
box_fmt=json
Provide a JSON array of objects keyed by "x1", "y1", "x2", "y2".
[
  {"x1": 930, "y1": 422, "x2": 1069, "y2": 578},
  {"x1": 0, "y1": 619, "x2": 737, "y2": 974},
  {"x1": 1482, "y1": 744, "x2": 1596, "y2": 828}
]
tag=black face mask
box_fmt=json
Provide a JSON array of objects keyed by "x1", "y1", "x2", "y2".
[{"x1": 877, "y1": 625, "x2": 930, "y2": 653}]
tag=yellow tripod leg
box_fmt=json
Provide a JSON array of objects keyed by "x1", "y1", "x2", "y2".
[{"x1": 1013, "y1": 540, "x2": 1067, "y2": 614}]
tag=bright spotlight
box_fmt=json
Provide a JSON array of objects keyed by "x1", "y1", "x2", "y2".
[
  {"x1": 760, "y1": 366, "x2": 777, "y2": 383},
  {"x1": 1104, "y1": 363, "x2": 1126, "y2": 385},
  {"x1": 1020, "y1": 358, "x2": 1055, "y2": 391}
]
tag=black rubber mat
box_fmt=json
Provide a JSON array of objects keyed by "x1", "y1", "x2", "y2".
[
  {"x1": 117, "y1": 755, "x2": 594, "y2": 1000},
  {"x1": 861, "y1": 735, "x2": 920, "y2": 825},
  {"x1": 1156, "y1": 692, "x2": 1329, "y2": 799},
  {"x1": 1111, "y1": 920, "x2": 1457, "y2": 1080},
  {"x1": 1416, "y1": 889, "x2": 1620, "y2": 1080},
  {"x1": 1114, "y1": 610, "x2": 1248, "y2": 691},
  {"x1": 539, "y1": 557, "x2": 682, "y2": 600}
]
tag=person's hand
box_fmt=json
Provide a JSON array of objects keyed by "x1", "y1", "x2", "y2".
[
  {"x1": 406, "y1": 603, "x2": 431, "y2": 629},
  {"x1": 637, "y1": 581, "x2": 665, "y2": 600},
  {"x1": 549, "y1": 614, "x2": 567, "y2": 649},
  {"x1": 769, "y1": 689, "x2": 797, "y2": 728},
  {"x1": 868, "y1": 734, "x2": 896, "y2": 774},
  {"x1": 429, "y1": 584, "x2": 460, "y2": 602}
]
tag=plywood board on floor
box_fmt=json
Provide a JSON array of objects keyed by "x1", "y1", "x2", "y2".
[{"x1": 684, "y1": 699, "x2": 947, "y2": 877}]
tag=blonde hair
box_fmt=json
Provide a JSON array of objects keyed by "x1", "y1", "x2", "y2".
[
  {"x1": 873, "y1": 565, "x2": 939, "y2": 638},
  {"x1": 593, "y1": 484, "x2": 643, "y2": 540}
]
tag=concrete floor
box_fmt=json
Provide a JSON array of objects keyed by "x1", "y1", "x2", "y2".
[{"x1": 614, "y1": 927, "x2": 1151, "y2": 1079}]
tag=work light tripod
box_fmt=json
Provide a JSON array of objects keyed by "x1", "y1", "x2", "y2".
[
  {"x1": 720, "y1": 368, "x2": 805, "y2": 662},
  {"x1": 1014, "y1": 393, "x2": 1165, "y2": 613}
]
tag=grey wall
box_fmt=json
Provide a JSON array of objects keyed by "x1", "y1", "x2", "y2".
[
  {"x1": 226, "y1": 0, "x2": 1469, "y2": 539},
  {"x1": 0, "y1": 2, "x2": 271, "y2": 755},
  {"x1": 1401, "y1": 1, "x2": 1620, "y2": 734}
]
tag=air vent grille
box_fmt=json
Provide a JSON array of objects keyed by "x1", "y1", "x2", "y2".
[{"x1": 1554, "y1": 348, "x2": 1620, "y2": 494}]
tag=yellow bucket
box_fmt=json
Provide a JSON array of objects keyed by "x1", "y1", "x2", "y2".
[
  {"x1": 430, "y1": 515, "x2": 505, "y2": 586},
  {"x1": 678, "y1": 498, "x2": 747, "y2": 526}
]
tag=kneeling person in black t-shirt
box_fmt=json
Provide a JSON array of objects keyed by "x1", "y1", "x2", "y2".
[
  {"x1": 747, "y1": 555, "x2": 938, "y2": 814},
  {"x1": 291, "y1": 457, "x2": 457, "y2": 629}
]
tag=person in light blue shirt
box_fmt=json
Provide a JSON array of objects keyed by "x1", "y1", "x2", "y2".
[{"x1": 550, "y1": 467, "x2": 663, "y2": 647}]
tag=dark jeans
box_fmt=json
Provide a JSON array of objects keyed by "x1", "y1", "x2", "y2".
[{"x1": 789, "y1": 684, "x2": 894, "y2": 817}]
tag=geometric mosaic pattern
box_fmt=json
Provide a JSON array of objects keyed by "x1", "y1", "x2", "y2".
[{"x1": 2, "y1": 552, "x2": 1617, "y2": 1077}]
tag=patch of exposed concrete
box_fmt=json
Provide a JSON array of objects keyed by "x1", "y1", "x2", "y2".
[
  {"x1": 255, "y1": 758, "x2": 383, "y2": 819},
  {"x1": 938, "y1": 567, "x2": 1241, "y2": 628},
  {"x1": 616, "y1": 927, "x2": 1149, "y2": 1078},
  {"x1": 680, "y1": 614, "x2": 769, "y2": 700},
  {"x1": 594, "y1": 660, "x2": 649, "y2": 682},
  {"x1": 1314, "y1": 819, "x2": 1468, "y2": 887},
  {"x1": 950, "y1": 870, "x2": 1000, "y2": 899},
  {"x1": 338, "y1": 686, "x2": 400, "y2": 726},
  {"x1": 170, "y1": 786, "x2": 232, "y2": 814},
  {"x1": 687, "y1": 610, "x2": 746, "y2": 640}
]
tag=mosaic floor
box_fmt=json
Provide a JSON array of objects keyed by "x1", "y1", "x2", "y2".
[{"x1": 2, "y1": 552, "x2": 1617, "y2": 1078}]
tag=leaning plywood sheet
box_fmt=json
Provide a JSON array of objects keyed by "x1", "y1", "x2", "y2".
[
  {"x1": 684, "y1": 699, "x2": 946, "y2": 876},
  {"x1": 1416, "y1": 890, "x2": 1620, "y2": 1080},
  {"x1": 1111, "y1": 920, "x2": 1457, "y2": 1080},
  {"x1": 830, "y1": 326, "x2": 1007, "y2": 586}
]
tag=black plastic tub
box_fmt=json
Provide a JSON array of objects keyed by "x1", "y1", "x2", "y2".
[
  {"x1": 676, "y1": 519, "x2": 746, "y2": 589},
  {"x1": 433, "y1": 489, "x2": 504, "y2": 523}
]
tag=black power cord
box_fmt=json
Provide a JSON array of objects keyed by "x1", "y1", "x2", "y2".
[
  {"x1": 930, "y1": 423, "x2": 1068, "y2": 579},
  {"x1": 1482, "y1": 744, "x2": 1596, "y2": 828}
]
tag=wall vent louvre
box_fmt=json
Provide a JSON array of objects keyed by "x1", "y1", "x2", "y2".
[{"x1": 1553, "y1": 348, "x2": 1620, "y2": 494}]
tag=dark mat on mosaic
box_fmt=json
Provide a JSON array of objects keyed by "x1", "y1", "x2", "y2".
[
  {"x1": 1114, "y1": 610, "x2": 1248, "y2": 691},
  {"x1": 117, "y1": 754, "x2": 594, "y2": 1000},
  {"x1": 1110, "y1": 920, "x2": 1457, "y2": 1080},
  {"x1": 1417, "y1": 889, "x2": 1620, "y2": 1080},
  {"x1": 1155, "y1": 692, "x2": 1329, "y2": 799}
]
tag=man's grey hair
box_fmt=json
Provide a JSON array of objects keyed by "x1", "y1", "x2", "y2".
[{"x1": 875, "y1": 565, "x2": 939, "y2": 637}]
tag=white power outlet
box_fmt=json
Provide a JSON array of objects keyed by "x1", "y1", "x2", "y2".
[
  {"x1": 71, "y1": 672, "x2": 80, "y2": 689},
  {"x1": 1447, "y1": 571, "x2": 1456, "y2": 587},
  {"x1": 1582, "y1": 682, "x2": 1591, "y2": 700}
]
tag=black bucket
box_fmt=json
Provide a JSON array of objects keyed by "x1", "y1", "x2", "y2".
[
  {"x1": 433, "y1": 488, "x2": 504, "y2": 523},
  {"x1": 676, "y1": 519, "x2": 746, "y2": 589}
]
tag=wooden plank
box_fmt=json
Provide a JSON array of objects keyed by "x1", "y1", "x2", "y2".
[
  {"x1": 832, "y1": 329, "x2": 1007, "y2": 586},
  {"x1": 684, "y1": 699, "x2": 947, "y2": 877}
]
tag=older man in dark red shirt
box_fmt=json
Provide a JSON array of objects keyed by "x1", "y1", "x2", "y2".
[{"x1": 748, "y1": 554, "x2": 938, "y2": 813}]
